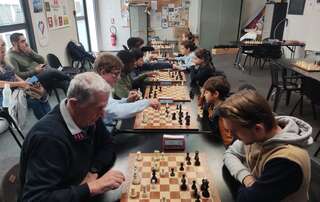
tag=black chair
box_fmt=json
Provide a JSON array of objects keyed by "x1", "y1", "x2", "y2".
[
  {"x1": 266, "y1": 62, "x2": 302, "y2": 112},
  {"x1": 0, "y1": 109, "x2": 24, "y2": 148},
  {"x1": 47, "y1": 54, "x2": 79, "y2": 77},
  {"x1": 0, "y1": 163, "x2": 20, "y2": 202},
  {"x1": 251, "y1": 44, "x2": 283, "y2": 73},
  {"x1": 290, "y1": 76, "x2": 320, "y2": 120}
]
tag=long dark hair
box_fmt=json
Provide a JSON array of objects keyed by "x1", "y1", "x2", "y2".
[{"x1": 195, "y1": 48, "x2": 214, "y2": 69}]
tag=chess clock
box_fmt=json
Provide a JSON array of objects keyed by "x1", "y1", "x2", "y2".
[{"x1": 162, "y1": 134, "x2": 185, "y2": 151}]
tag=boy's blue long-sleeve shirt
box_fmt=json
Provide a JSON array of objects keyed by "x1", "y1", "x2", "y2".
[{"x1": 104, "y1": 95, "x2": 150, "y2": 125}]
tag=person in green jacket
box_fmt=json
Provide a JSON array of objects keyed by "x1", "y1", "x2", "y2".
[
  {"x1": 113, "y1": 50, "x2": 156, "y2": 99},
  {"x1": 7, "y1": 33, "x2": 70, "y2": 93}
]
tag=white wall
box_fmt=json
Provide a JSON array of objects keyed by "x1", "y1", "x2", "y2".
[
  {"x1": 283, "y1": 0, "x2": 320, "y2": 52},
  {"x1": 96, "y1": 0, "x2": 130, "y2": 51},
  {"x1": 28, "y1": 0, "x2": 78, "y2": 65}
]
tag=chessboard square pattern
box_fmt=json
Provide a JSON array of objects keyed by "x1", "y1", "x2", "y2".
[{"x1": 121, "y1": 153, "x2": 220, "y2": 202}]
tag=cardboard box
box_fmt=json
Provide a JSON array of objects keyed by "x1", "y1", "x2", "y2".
[{"x1": 212, "y1": 48, "x2": 239, "y2": 55}]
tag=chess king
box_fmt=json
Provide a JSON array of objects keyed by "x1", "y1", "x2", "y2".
[{"x1": 221, "y1": 90, "x2": 312, "y2": 202}]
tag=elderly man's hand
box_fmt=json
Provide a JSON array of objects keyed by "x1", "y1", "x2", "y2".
[
  {"x1": 81, "y1": 172, "x2": 98, "y2": 185},
  {"x1": 88, "y1": 170, "x2": 125, "y2": 196}
]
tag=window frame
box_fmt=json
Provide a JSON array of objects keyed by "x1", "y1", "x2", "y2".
[
  {"x1": 74, "y1": 0, "x2": 91, "y2": 51},
  {"x1": 0, "y1": 0, "x2": 36, "y2": 51}
]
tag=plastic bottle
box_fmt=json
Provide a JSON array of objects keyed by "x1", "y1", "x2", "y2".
[{"x1": 2, "y1": 83, "x2": 12, "y2": 108}]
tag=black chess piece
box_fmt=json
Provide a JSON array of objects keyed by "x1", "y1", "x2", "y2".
[
  {"x1": 202, "y1": 184, "x2": 210, "y2": 198},
  {"x1": 179, "y1": 117, "x2": 183, "y2": 125},
  {"x1": 194, "y1": 156, "x2": 200, "y2": 166},
  {"x1": 153, "y1": 92, "x2": 157, "y2": 98},
  {"x1": 179, "y1": 104, "x2": 182, "y2": 112},
  {"x1": 191, "y1": 180, "x2": 197, "y2": 190},
  {"x1": 194, "y1": 151, "x2": 199, "y2": 160},
  {"x1": 180, "y1": 174, "x2": 187, "y2": 191},
  {"x1": 179, "y1": 162, "x2": 184, "y2": 171},
  {"x1": 159, "y1": 86, "x2": 162, "y2": 92},
  {"x1": 172, "y1": 112, "x2": 176, "y2": 120},
  {"x1": 185, "y1": 112, "x2": 190, "y2": 126},
  {"x1": 155, "y1": 85, "x2": 158, "y2": 89},
  {"x1": 195, "y1": 195, "x2": 201, "y2": 202},
  {"x1": 151, "y1": 169, "x2": 158, "y2": 183},
  {"x1": 176, "y1": 104, "x2": 179, "y2": 110},
  {"x1": 149, "y1": 93, "x2": 152, "y2": 99},
  {"x1": 186, "y1": 152, "x2": 191, "y2": 162},
  {"x1": 200, "y1": 179, "x2": 206, "y2": 191},
  {"x1": 170, "y1": 168, "x2": 175, "y2": 177}
]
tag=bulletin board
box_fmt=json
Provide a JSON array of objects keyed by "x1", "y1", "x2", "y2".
[{"x1": 159, "y1": 0, "x2": 190, "y2": 28}]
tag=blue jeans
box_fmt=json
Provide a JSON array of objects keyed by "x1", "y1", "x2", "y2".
[{"x1": 27, "y1": 98, "x2": 51, "y2": 120}]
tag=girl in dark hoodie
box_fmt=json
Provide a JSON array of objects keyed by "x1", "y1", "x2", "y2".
[{"x1": 190, "y1": 48, "x2": 216, "y2": 87}]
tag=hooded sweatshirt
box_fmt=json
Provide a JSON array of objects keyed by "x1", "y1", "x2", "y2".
[{"x1": 224, "y1": 116, "x2": 313, "y2": 202}]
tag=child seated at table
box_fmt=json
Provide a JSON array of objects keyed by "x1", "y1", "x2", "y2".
[
  {"x1": 175, "y1": 40, "x2": 197, "y2": 70},
  {"x1": 199, "y1": 76, "x2": 233, "y2": 147},
  {"x1": 190, "y1": 48, "x2": 216, "y2": 87}
]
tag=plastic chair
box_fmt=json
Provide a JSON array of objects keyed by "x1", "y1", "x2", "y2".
[{"x1": 47, "y1": 54, "x2": 79, "y2": 77}]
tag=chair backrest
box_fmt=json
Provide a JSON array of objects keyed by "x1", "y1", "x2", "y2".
[
  {"x1": 0, "y1": 163, "x2": 20, "y2": 202},
  {"x1": 47, "y1": 54, "x2": 62, "y2": 69},
  {"x1": 270, "y1": 63, "x2": 281, "y2": 86}
]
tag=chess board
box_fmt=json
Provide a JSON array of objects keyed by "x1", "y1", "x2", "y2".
[
  {"x1": 134, "y1": 104, "x2": 198, "y2": 131},
  {"x1": 120, "y1": 152, "x2": 221, "y2": 202},
  {"x1": 149, "y1": 70, "x2": 186, "y2": 83},
  {"x1": 242, "y1": 40, "x2": 263, "y2": 45},
  {"x1": 144, "y1": 85, "x2": 191, "y2": 102},
  {"x1": 294, "y1": 60, "x2": 320, "y2": 72}
]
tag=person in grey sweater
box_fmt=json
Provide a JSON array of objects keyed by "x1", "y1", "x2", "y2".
[{"x1": 220, "y1": 90, "x2": 312, "y2": 202}]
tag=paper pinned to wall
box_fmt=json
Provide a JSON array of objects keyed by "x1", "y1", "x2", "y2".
[
  {"x1": 32, "y1": 0, "x2": 49, "y2": 46},
  {"x1": 44, "y1": 0, "x2": 70, "y2": 30}
]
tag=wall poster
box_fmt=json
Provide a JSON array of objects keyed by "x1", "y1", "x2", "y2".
[{"x1": 44, "y1": 0, "x2": 70, "y2": 30}]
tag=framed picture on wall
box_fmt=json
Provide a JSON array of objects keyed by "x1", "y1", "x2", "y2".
[{"x1": 288, "y1": 0, "x2": 306, "y2": 15}]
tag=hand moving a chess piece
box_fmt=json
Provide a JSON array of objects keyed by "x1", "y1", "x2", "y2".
[
  {"x1": 87, "y1": 170, "x2": 125, "y2": 196},
  {"x1": 148, "y1": 98, "x2": 160, "y2": 110},
  {"x1": 127, "y1": 90, "x2": 140, "y2": 102}
]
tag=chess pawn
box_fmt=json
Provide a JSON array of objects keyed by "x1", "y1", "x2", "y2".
[
  {"x1": 136, "y1": 151, "x2": 143, "y2": 161},
  {"x1": 132, "y1": 172, "x2": 141, "y2": 185},
  {"x1": 161, "y1": 152, "x2": 166, "y2": 161},
  {"x1": 160, "y1": 168, "x2": 166, "y2": 177},
  {"x1": 130, "y1": 188, "x2": 138, "y2": 198}
]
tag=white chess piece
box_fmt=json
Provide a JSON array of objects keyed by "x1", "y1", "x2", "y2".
[
  {"x1": 160, "y1": 168, "x2": 166, "y2": 177},
  {"x1": 142, "y1": 113, "x2": 148, "y2": 123},
  {"x1": 161, "y1": 197, "x2": 167, "y2": 202},
  {"x1": 130, "y1": 188, "x2": 137, "y2": 198},
  {"x1": 136, "y1": 151, "x2": 143, "y2": 161},
  {"x1": 161, "y1": 152, "x2": 165, "y2": 161},
  {"x1": 132, "y1": 172, "x2": 141, "y2": 185}
]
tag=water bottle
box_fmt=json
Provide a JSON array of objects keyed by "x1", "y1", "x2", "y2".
[{"x1": 2, "y1": 83, "x2": 12, "y2": 109}]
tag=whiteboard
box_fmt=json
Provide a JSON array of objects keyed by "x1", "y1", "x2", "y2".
[{"x1": 284, "y1": 0, "x2": 320, "y2": 51}]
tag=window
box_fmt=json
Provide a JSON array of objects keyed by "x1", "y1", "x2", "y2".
[
  {"x1": 0, "y1": 0, "x2": 34, "y2": 51},
  {"x1": 74, "y1": 0, "x2": 90, "y2": 51}
]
